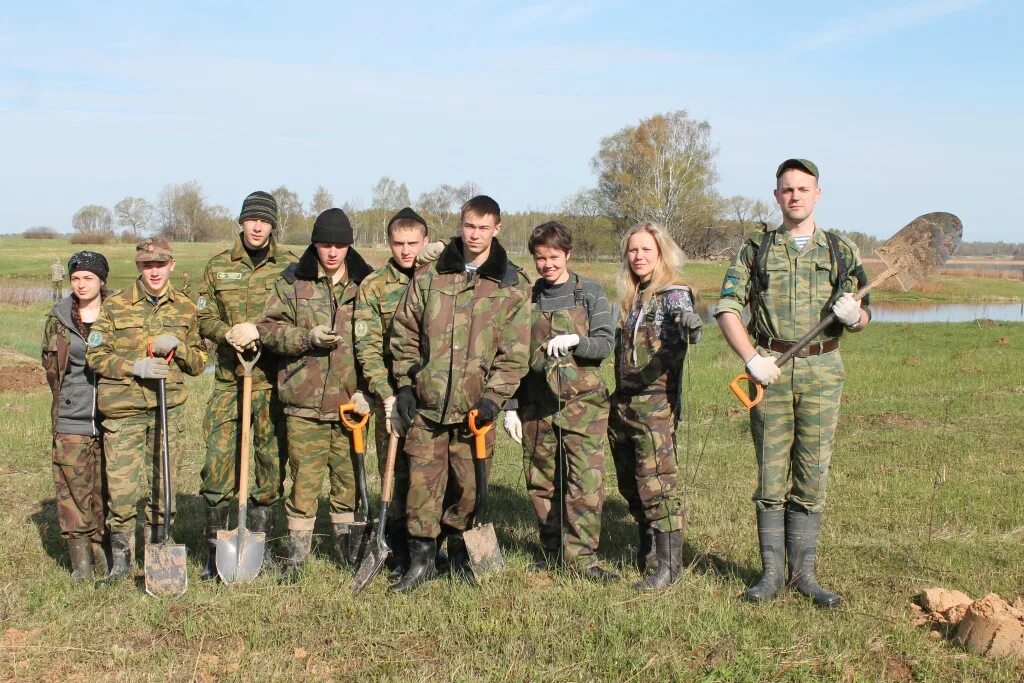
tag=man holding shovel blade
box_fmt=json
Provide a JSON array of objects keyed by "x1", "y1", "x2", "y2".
[
  {"x1": 715, "y1": 159, "x2": 869, "y2": 609},
  {"x1": 389, "y1": 195, "x2": 531, "y2": 593},
  {"x1": 196, "y1": 191, "x2": 298, "y2": 579}
]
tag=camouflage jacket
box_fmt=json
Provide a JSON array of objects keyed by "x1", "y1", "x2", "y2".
[
  {"x1": 257, "y1": 245, "x2": 373, "y2": 421},
  {"x1": 354, "y1": 259, "x2": 412, "y2": 401},
  {"x1": 196, "y1": 235, "x2": 298, "y2": 389},
  {"x1": 86, "y1": 280, "x2": 208, "y2": 419},
  {"x1": 390, "y1": 238, "x2": 531, "y2": 425},
  {"x1": 714, "y1": 225, "x2": 870, "y2": 342}
]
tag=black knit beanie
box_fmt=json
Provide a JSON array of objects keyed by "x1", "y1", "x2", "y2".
[
  {"x1": 387, "y1": 206, "x2": 429, "y2": 234},
  {"x1": 68, "y1": 251, "x2": 110, "y2": 282},
  {"x1": 238, "y1": 190, "x2": 279, "y2": 230},
  {"x1": 311, "y1": 208, "x2": 354, "y2": 245}
]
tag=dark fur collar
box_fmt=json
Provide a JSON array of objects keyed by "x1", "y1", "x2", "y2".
[
  {"x1": 284, "y1": 245, "x2": 373, "y2": 285},
  {"x1": 436, "y1": 237, "x2": 519, "y2": 287}
]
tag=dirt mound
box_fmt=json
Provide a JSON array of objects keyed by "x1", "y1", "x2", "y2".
[
  {"x1": 912, "y1": 588, "x2": 1024, "y2": 658},
  {"x1": 0, "y1": 347, "x2": 47, "y2": 395}
]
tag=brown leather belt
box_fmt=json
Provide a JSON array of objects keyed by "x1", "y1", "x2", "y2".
[{"x1": 756, "y1": 335, "x2": 839, "y2": 358}]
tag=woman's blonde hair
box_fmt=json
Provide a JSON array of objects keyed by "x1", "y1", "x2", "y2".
[{"x1": 616, "y1": 222, "x2": 689, "y2": 319}]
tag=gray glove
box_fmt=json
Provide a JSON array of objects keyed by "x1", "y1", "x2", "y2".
[
  {"x1": 151, "y1": 334, "x2": 180, "y2": 356},
  {"x1": 132, "y1": 357, "x2": 169, "y2": 379},
  {"x1": 225, "y1": 322, "x2": 260, "y2": 351},
  {"x1": 682, "y1": 313, "x2": 703, "y2": 344},
  {"x1": 310, "y1": 324, "x2": 340, "y2": 348},
  {"x1": 415, "y1": 241, "x2": 446, "y2": 266}
]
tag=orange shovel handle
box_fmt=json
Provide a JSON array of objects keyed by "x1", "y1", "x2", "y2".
[
  {"x1": 728, "y1": 373, "x2": 764, "y2": 409},
  {"x1": 146, "y1": 340, "x2": 175, "y2": 362},
  {"x1": 339, "y1": 402, "x2": 370, "y2": 453},
  {"x1": 467, "y1": 409, "x2": 492, "y2": 460}
]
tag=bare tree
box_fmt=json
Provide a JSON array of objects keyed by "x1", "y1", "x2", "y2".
[
  {"x1": 270, "y1": 186, "x2": 303, "y2": 243},
  {"x1": 72, "y1": 205, "x2": 114, "y2": 237},
  {"x1": 113, "y1": 197, "x2": 155, "y2": 239},
  {"x1": 157, "y1": 181, "x2": 212, "y2": 242},
  {"x1": 417, "y1": 181, "x2": 481, "y2": 233},
  {"x1": 309, "y1": 185, "x2": 334, "y2": 216},
  {"x1": 371, "y1": 176, "x2": 411, "y2": 212}
]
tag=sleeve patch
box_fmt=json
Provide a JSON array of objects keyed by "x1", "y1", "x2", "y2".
[
  {"x1": 354, "y1": 321, "x2": 368, "y2": 337},
  {"x1": 196, "y1": 295, "x2": 207, "y2": 310},
  {"x1": 720, "y1": 275, "x2": 739, "y2": 297},
  {"x1": 87, "y1": 331, "x2": 103, "y2": 347}
]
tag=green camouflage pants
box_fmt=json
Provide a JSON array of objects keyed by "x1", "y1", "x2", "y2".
[
  {"x1": 404, "y1": 414, "x2": 494, "y2": 539},
  {"x1": 201, "y1": 383, "x2": 286, "y2": 507},
  {"x1": 749, "y1": 349, "x2": 845, "y2": 513},
  {"x1": 52, "y1": 433, "x2": 106, "y2": 541},
  {"x1": 521, "y1": 394, "x2": 608, "y2": 569},
  {"x1": 372, "y1": 398, "x2": 408, "y2": 522},
  {"x1": 284, "y1": 416, "x2": 356, "y2": 531},
  {"x1": 102, "y1": 406, "x2": 185, "y2": 535},
  {"x1": 608, "y1": 392, "x2": 684, "y2": 533}
]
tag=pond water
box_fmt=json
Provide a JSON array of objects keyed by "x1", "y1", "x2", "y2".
[{"x1": 695, "y1": 301, "x2": 1024, "y2": 323}]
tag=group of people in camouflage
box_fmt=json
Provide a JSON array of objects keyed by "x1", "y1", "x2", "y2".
[{"x1": 42, "y1": 158, "x2": 866, "y2": 607}]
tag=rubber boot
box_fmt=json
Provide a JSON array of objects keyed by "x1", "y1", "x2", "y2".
[
  {"x1": 150, "y1": 524, "x2": 167, "y2": 544},
  {"x1": 446, "y1": 531, "x2": 472, "y2": 580},
  {"x1": 67, "y1": 538, "x2": 93, "y2": 582},
  {"x1": 744, "y1": 508, "x2": 786, "y2": 603},
  {"x1": 435, "y1": 526, "x2": 452, "y2": 574},
  {"x1": 385, "y1": 519, "x2": 410, "y2": 581},
  {"x1": 91, "y1": 537, "x2": 110, "y2": 577},
  {"x1": 636, "y1": 519, "x2": 657, "y2": 574},
  {"x1": 96, "y1": 532, "x2": 133, "y2": 586},
  {"x1": 634, "y1": 529, "x2": 683, "y2": 591},
  {"x1": 331, "y1": 523, "x2": 351, "y2": 567},
  {"x1": 786, "y1": 508, "x2": 842, "y2": 609},
  {"x1": 391, "y1": 537, "x2": 438, "y2": 593},
  {"x1": 200, "y1": 502, "x2": 231, "y2": 581},
  {"x1": 279, "y1": 529, "x2": 313, "y2": 584},
  {"x1": 248, "y1": 503, "x2": 277, "y2": 570}
]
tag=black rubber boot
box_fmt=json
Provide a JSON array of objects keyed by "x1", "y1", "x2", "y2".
[
  {"x1": 96, "y1": 532, "x2": 133, "y2": 586},
  {"x1": 279, "y1": 529, "x2": 313, "y2": 584},
  {"x1": 786, "y1": 507, "x2": 842, "y2": 609},
  {"x1": 200, "y1": 502, "x2": 231, "y2": 581},
  {"x1": 331, "y1": 522, "x2": 351, "y2": 567},
  {"x1": 67, "y1": 538, "x2": 93, "y2": 582},
  {"x1": 636, "y1": 519, "x2": 657, "y2": 574},
  {"x1": 391, "y1": 537, "x2": 438, "y2": 593},
  {"x1": 248, "y1": 503, "x2": 277, "y2": 570},
  {"x1": 744, "y1": 508, "x2": 786, "y2": 603},
  {"x1": 385, "y1": 519, "x2": 410, "y2": 581},
  {"x1": 634, "y1": 529, "x2": 683, "y2": 591},
  {"x1": 446, "y1": 532, "x2": 472, "y2": 580},
  {"x1": 435, "y1": 526, "x2": 452, "y2": 574}
]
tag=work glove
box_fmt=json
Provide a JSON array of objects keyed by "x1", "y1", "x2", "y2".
[
  {"x1": 470, "y1": 397, "x2": 499, "y2": 425},
  {"x1": 681, "y1": 313, "x2": 703, "y2": 344},
  {"x1": 546, "y1": 334, "x2": 580, "y2": 358},
  {"x1": 382, "y1": 395, "x2": 397, "y2": 435},
  {"x1": 309, "y1": 324, "x2": 340, "y2": 348},
  {"x1": 151, "y1": 334, "x2": 179, "y2": 356},
  {"x1": 832, "y1": 292, "x2": 862, "y2": 327},
  {"x1": 351, "y1": 390, "x2": 371, "y2": 415},
  {"x1": 132, "y1": 357, "x2": 169, "y2": 379},
  {"x1": 415, "y1": 241, "x2": 446, "y2": 266},
  {"x1": 395, "y1": 386, "x2": 417, "y2": 433},
  {"x1": 745, "y1": 353, "x2": 781, "y2": 386},
  {"x1": 503, "y1": 410, "x2": 522, "y2": 445},
  {"x1": 226, "y1": 322, "x2": 260, "y2": 351}
]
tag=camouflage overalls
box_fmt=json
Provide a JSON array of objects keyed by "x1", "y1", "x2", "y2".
[
  {"x1": 86, "y1": 280, "x2": 207, "y2": 536},
  {"x1": 516, "y1": 273, "x2": 612, "y2": 569},
  {"x1": 608, "y1": 285, "x2": 698, "y2": 534},
  {"x1": 196, "y1": 236, "x2": 297, "y2": 509}
]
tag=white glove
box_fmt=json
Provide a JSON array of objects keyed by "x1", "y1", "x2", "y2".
[
  {"x1": 415, "y1": 241, "x2": 446, "y2": 266},
  {"x1": 151, "y1": 334, "x2": 179, "y2": 356},
  {"x1": 503, "y1": 410, "x2": 522, "y2": 445},
  {"x1": 310, "y1": 324, "x2": 339, "y2": 348},
  {"x1": 832, "y1": 292, "x2": 862, "y2": 327},
  {"x1": 745, "y1": 354, "x2": 781, "y2": 386},
  {"x1": 226, "y1": 322, "x2": 259, "y2": 351},
  {"x1": 383, "y1": 395, "x2": 397, "y2": 435},
  {"x1": 132, "y1": 357, "x2": 169, "y2": 379},
  {"x1": 351, "y1": 391, "x2": 371, "y2": 415},
  {"x1": 546, "y1": 334, "x2": 580, "y2": 358}
]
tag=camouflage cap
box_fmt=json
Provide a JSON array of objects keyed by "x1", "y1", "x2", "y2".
[
  {"x1": 135, "y1": 237, "x2": 174, "y2": 263},
  {"x1": 776, "y1": 158, "x2": 819, "y2": 179}
]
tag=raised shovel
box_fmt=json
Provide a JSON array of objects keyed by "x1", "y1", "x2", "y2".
[
  {"x1": 463, "y1": 409, "x2": 505, "y2": 577},
  {"x1": 350, "y1": 432, "x2": 400, "y2": 595},
  {"x1": 144, "y1": 344, "x2": 187, "y2": 597},
  {"x1": 215, "y1": 347, "x2": 266, "y2": 583},
  {"x1": 729, "y1": 211, "x2": 964, "y2": 408},
  {"x1": 339, "y1": 402, "x2": 372, "y2": 565}
]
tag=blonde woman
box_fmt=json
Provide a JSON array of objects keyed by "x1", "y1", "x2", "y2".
[{"x1": 608, "y1": 223, "x2": 702, "y2": 591}]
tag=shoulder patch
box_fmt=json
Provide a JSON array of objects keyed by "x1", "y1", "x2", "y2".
[
  {"x1": 196, "y1": 295, "x2": 207, "y2": 310},
  {"x1": 87, "y1": 330, "x2": 102, "y2": 348},
  {"x1": 354, "y1": 320, "x2": 369, "y2": 337},
  {"x1": 720, "y1": 275, "x2": 738, "y2": 297},
  {"x1": 216, "y1": 272, "x2": 244, "y2": 280}
]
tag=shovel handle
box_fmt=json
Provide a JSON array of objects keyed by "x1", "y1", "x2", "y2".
[
  {"x1": 729, "y1": 373, "x2": 764, "y2": 409},
  {"x1": 146, "y1": 341, "x2": 175, "y2": 362},
  {"x1": 235, "y1": 345, "x2": 262, "y2": 377},
  {"x1": 467, "y1": 409, "x2": 492, "y2": 459},
  {"x1": 339, "y1": 403, "x2": 370, "y2": 453}
]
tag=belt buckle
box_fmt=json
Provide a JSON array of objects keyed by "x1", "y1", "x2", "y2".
[{"x1": 795, "y1": 344, "x2": 812, "y2": 358}]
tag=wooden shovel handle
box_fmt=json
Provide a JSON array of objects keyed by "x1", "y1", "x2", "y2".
[
  {"x1": 380, "y1": 433, "x2": 399, "y2": 505},
  {"x1": 339, "y1": 403, "x2": 370, "y2": 453},
  {"x1": 467, "y1": 409, "x2": 492, "y2": 459}
]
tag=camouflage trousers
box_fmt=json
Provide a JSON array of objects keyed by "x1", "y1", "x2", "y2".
[
  {"x1": 52, "y1": 433, "x2": 106, "y2": 541},
  {"x1": 521, "y1": 394, "x2": 608, "y2": 569},
  {"x1": 404, "y1": 414, "x2": 494, "y2": 540},
  {"x1": 749, "y1": 349, "x2": 845, "y2": 513},
  {"x1": 201, "y1": 383, "x2": 286, "y2": 507},
  {"x1": 284, "y1": 416, "x2": 356, "y2": 531},
  {"x1": 102, "y1": 406, "x2": 185, "y2": 535},
  {"x1": 608, "y1": 392, "x2": 684, "y2": 533},
  {"x1": 372, "y1": 398, "x2": 408, "y2": 522}
]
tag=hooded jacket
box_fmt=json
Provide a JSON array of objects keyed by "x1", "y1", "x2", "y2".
[{"x1": 41, "y1": 297, "x2": 99, "y2": 436}]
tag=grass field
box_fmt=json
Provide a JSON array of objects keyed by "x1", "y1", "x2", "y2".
[{"x1": 1, "y1": 291, "x2": 1022, "y2": 679}]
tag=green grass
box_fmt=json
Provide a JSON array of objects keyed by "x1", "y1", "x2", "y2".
[{"x1": 1, "y1": 306, "x2": 1022, "y2": 680}]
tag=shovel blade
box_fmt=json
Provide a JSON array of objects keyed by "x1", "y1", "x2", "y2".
[
  {"x1": 351, "y1": 543, "x2": 390, "y2": 596},
  {"x1": 215, "y1": 529, "x2": 266, "y2": 584},
  {"x1": 144, "y1": 542, "x2": 188, "y2": 597},
  {"x1": 875, "y1": 212, "x2": 963, "y2": 291},
  {"x1": 464, "y1": 523, "x2": 504, "y2": 577},
  {"x1": 345, "y1": 522, "x2": 370, "y2": 566}
]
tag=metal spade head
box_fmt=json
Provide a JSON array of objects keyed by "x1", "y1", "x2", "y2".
[
  {"x1": 350, "y1": 535, "x2": 390, "y2": 596},
  {"x1": 874, "y1": 212, "x2": 963, "y2": 291},
  {"x1": 144, "y1": 541, "x2": 187, "y2": 597},
  {"x1": 464, "y1": 522, "x2": 505, "y2": 576},
  {"x1": 345, "y1": 522, "x2": 370, "y2": 566},
  {"x1": 215, "y1": 528, "x2": 266, "y2": 584}
]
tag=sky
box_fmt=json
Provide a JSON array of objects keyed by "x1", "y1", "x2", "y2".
[{"x1": 1, "y1": 0, "x2": 1021, "y2": 242}]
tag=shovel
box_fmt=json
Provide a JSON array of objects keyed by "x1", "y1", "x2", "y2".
[
  {"x1": 729, "y1": 211, "x2": 963, "y2": 408},
  {"x1": 351, "y1": 432, "x2": 400, "y2": 595},
  {"x1": 463, "y1": 409, "x2": 505, "y2": 577},
  {"x1": 144, "y1": 344, "x2": 187, "y2": 597},
  {"x1": 340, "y1": 402, "x2": 372, "y2": 565},
  {"x1": 215, "y1": 347, "x2": 266, "y2": 583}
]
